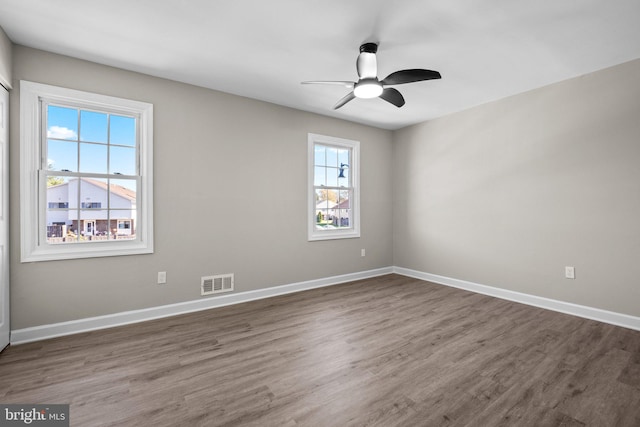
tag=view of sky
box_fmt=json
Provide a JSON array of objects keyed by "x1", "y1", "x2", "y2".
[
  {"x1": 314, "y1": 144, "x2": 350, "y2": 187},
  {"x1": 47, "y1": 105, "x2": 136, "y2": 175},
  {"x1": 46, "y1": 105, "x2": 137, "y2": 191}
]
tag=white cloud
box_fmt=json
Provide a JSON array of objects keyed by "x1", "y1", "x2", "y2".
[{"x1": 47, "y1": 126, "x2": 77, "y2": 139}]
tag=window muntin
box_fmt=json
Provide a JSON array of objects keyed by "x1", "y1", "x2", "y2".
[
  {"x1": 308, "y1": 134, "x2": 360, "y2": 241},
  {"x1": 20, "y1": 81, "x2": 153, "y2": 261}
]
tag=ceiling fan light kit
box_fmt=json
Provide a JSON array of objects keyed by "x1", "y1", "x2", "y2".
[
  {"x1": 302, "y1": 42, "x2": 441, "y2": 110},
  {"x1": 353, "y1": 79, "x2": 383, "y2": 98}
]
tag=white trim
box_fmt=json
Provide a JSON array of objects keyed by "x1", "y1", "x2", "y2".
[
  {"x1": 20, "y1": 80, "x2": 154, "y2": 262},
  {"x1": 12, "y1": 265, "x2": 640, "y2": 345},
  {"x1": 10, "y1": 267, "x2": 393, "y2": 345},
  {"x1": 307, "y1": 133, "x2": 360, "y2": 241},
  {"x1": 393, "y1": 267, "x2": 640, "y2": 332},
  {"x1": 0, "y1": 87, "x2": 9, "y2": 351}
]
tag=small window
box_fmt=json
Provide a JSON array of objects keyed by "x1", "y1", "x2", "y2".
[
  {"x1": 47, "y1": 202, "x2": 69, "y2": 209},
  {"x1": 81, "y1": 202, "x2": 102, "y2": 209},
  {"x1": 20, "y1": 81, "x2": 153, "y2": 261},
  {"x1": 308, "y1": 133, "x2": 360, "y2": 241}
]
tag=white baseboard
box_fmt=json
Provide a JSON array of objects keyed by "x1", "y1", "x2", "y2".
[
  {"x1": 12, "y1": 265, "x2": 640, "y2": 345},
  {"x1": 393, "y1": 266, "x2": 640, "y2": 332},
  {"x1": 10, "y1": 267, "x2": 393, "y2": 345}
]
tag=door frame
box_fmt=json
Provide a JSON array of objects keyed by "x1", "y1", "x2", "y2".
[{"x1": 0, "y1": 85, "x2": 10, "y2": 352}]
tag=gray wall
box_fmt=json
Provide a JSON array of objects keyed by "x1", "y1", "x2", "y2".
[
  {"x1": 0, "y1": 26, "x2": 11, "y2": 88},
  {"x1": 393, "y1": 59, "x2": 640, "y2": 317},
  {"x1": 10, "y1": 46, "x2": 394, "y2": 329},
  {"x1": 9, "y1": 43, "x2": 640, "y2": 330}
]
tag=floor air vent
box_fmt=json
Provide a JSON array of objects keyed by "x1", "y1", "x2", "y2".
[{"x1": 201, "y1": 274, "x2": 234, "y2": 296}]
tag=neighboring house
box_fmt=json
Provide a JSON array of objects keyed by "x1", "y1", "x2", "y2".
[
  {"x1": 47, "y1": 178, "x2": 136, "y2": 241},
  {"x1": 315, "y1": 200, "x2": 331, "y2": 218},
  {"x1": 315, "y1": 198, "x2": 350, "y2": 227},
  {"x1": 332, "y1": 198, "x2": 350, "y2": 226}
]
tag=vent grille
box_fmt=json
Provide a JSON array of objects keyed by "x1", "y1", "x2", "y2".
[{"x1": 201, "y1": 274, "x2": 234, "y2": 296}]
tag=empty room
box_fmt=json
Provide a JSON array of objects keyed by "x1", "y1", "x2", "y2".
[{"x1": 0, "y1": 1, "x2": 639, "y2": 426}]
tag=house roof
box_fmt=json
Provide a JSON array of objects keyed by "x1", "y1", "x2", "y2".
[
  {"x1": 316, "y1": 200, "x2": 335, "y2": 209},
  {"x1": 1, "y1": 1, "x2": 639, "y2": 130},
  {"x1": 334, "y1": 199, "x2": 349, "y2": 209},
  {"x1": 316, "y1": 199, "x2": 349, "y2": 210},
  {"x1": 82, "y1": 178, "x2": 136, "y2": 201},
  {"x1": 49, "y1": 178, "x2": 136, "y2": 201}
]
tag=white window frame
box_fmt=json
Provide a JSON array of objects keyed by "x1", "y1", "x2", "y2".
[
  {"x1": 308, "y1": 133, "x2": 360, "y2": 241},
  {"x1": 20, "y1": 80, "x2": 154, "y2": 262}
]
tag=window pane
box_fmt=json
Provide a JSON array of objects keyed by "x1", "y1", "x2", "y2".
[
  {"x1": 80, "y1": 110, "x2": 108, "y2": 143},
  {"x1": 110, "y1": 115, "x2": 136, "y2": 147},
  {"x1": 109, "y1": 179, "x2": 137, "y2": 241},
  {"x1": 338, "y1": 166, "x2": 349, "y2": 184},
  {"x1": 316, "y1": 209, "x2": 331, "y2": 229},
  {"x1": 46, "y1": 175, "x2": 70, "y2": 200},
  {"x1": 315, "y1": 197, "x2": 328, "y2": 209},
  {"x1": 47, "y1": 140, "x2": 78, "y2": 172},
  {"x1": 336, "y1": 209, "x2": 350, "y2": 228},
  {"x1": 80, "y1": 178, "x2": 107, "y2": 210},
  {"x1": 338, "y1": 189, "x2": 350, "y2": 204},
  {"x1": 326, "y1": 147, "x2": 338, "y2": 167},
  {"x1": 46, "y1": 175, "x2": 70, "y2": 244},
  {"x1": 109, "y1": 179, "x2": 137, "y2": 209},
  {"x1": 337, "y1": 190, "x2": 351, "y2": 229},
  {"x1": 65, "y1": 178, "x2": 78, "y2": 209},
  {"x1": 80, "y1": 142, "x2": 108, "y2": 174},
  {"x1": 326, "y1": 167, "x2": 338, "y2": 187},
  {"x1": 45, "y1": 216, "x2": 68, "y2": 244},
  {"x1": 55, "y1": 209, "x2": 107, "y2": 242},
  {"x1": 79, "y1": 210, "x2": 107, "y2": 240},
  {"x1": 316, "y1": 189, "x2": 337, "y2": 205},
  {"x1": 47, "y1": 105, "x2": 78, "y2": 141},
  {"x1": 338, "y1": 149, "x2": 349, "y2": 167},
  {"x1": 110, "y1": 145, "x2": 136, "y2": 175},
  {"x1": 314, "y1": 145, "x2": 326, "y2": 166},
  {"x1": 111, "y1": 212, "x2": 135, "y2": 240},
  {"x1": 314, "y1": 166, "x2": 326, "y2": 186}
]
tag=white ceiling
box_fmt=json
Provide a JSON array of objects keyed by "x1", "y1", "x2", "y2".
[{"x1": 1, "y1": 0, "x2": 640, "y2": 130}]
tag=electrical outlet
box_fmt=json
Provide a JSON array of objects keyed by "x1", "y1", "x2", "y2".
[
  {"x1": 157, "y1": 271, "x2": 167, "y2": 284},
  {"x1": 565, "y1": 266, "x2": 575, "y2": 279},
  {"x1": 361, "y1": 249, "x2": 366, "y2": 257}
]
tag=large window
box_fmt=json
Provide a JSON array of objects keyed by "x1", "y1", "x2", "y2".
[
  {"x1": 20, "y1": 81, "x2": 153, "y2": 262},
  {"x1": 308, "y1": 133, "x2": 360, "y2": 241}
]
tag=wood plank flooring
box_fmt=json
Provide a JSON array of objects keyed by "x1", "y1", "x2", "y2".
[{"x1": 1, "y1": 274, "x2": 639, "y2": 426}]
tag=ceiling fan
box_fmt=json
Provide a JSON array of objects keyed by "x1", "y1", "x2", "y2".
[{"x1": 302, "y1": 42, "x2": 441, "y2": 110}]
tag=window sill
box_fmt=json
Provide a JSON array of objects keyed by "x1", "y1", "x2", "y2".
[
  {"x1": 308, "y1": 229, "x2": 360, "y2": 242},
  {"x1": 21, "y1": 240, "x2": 153, "y2": 263}
]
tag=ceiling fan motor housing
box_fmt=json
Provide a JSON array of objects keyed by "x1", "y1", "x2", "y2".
[{"x1": 359, "y1": 42, "x2": 378, "y2": 53}]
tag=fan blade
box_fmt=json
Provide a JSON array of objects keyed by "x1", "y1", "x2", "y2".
[
  {"x1": 333, "y1": 92, "x2": 356, "y2": 110},
  {"x1": 302, "y1": 81, "x2": 355, "y2": 88},
  {"x1": 381, "y1": 69, "x2": 441, "y2": 86},
  {"x1": 379, "y1": 88, "x2": 405, "y2": 107}
]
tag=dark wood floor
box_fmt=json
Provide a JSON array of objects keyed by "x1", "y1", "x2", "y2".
[{"x1": 1, "y1": 274, "x2": 639, "y2": 426}]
